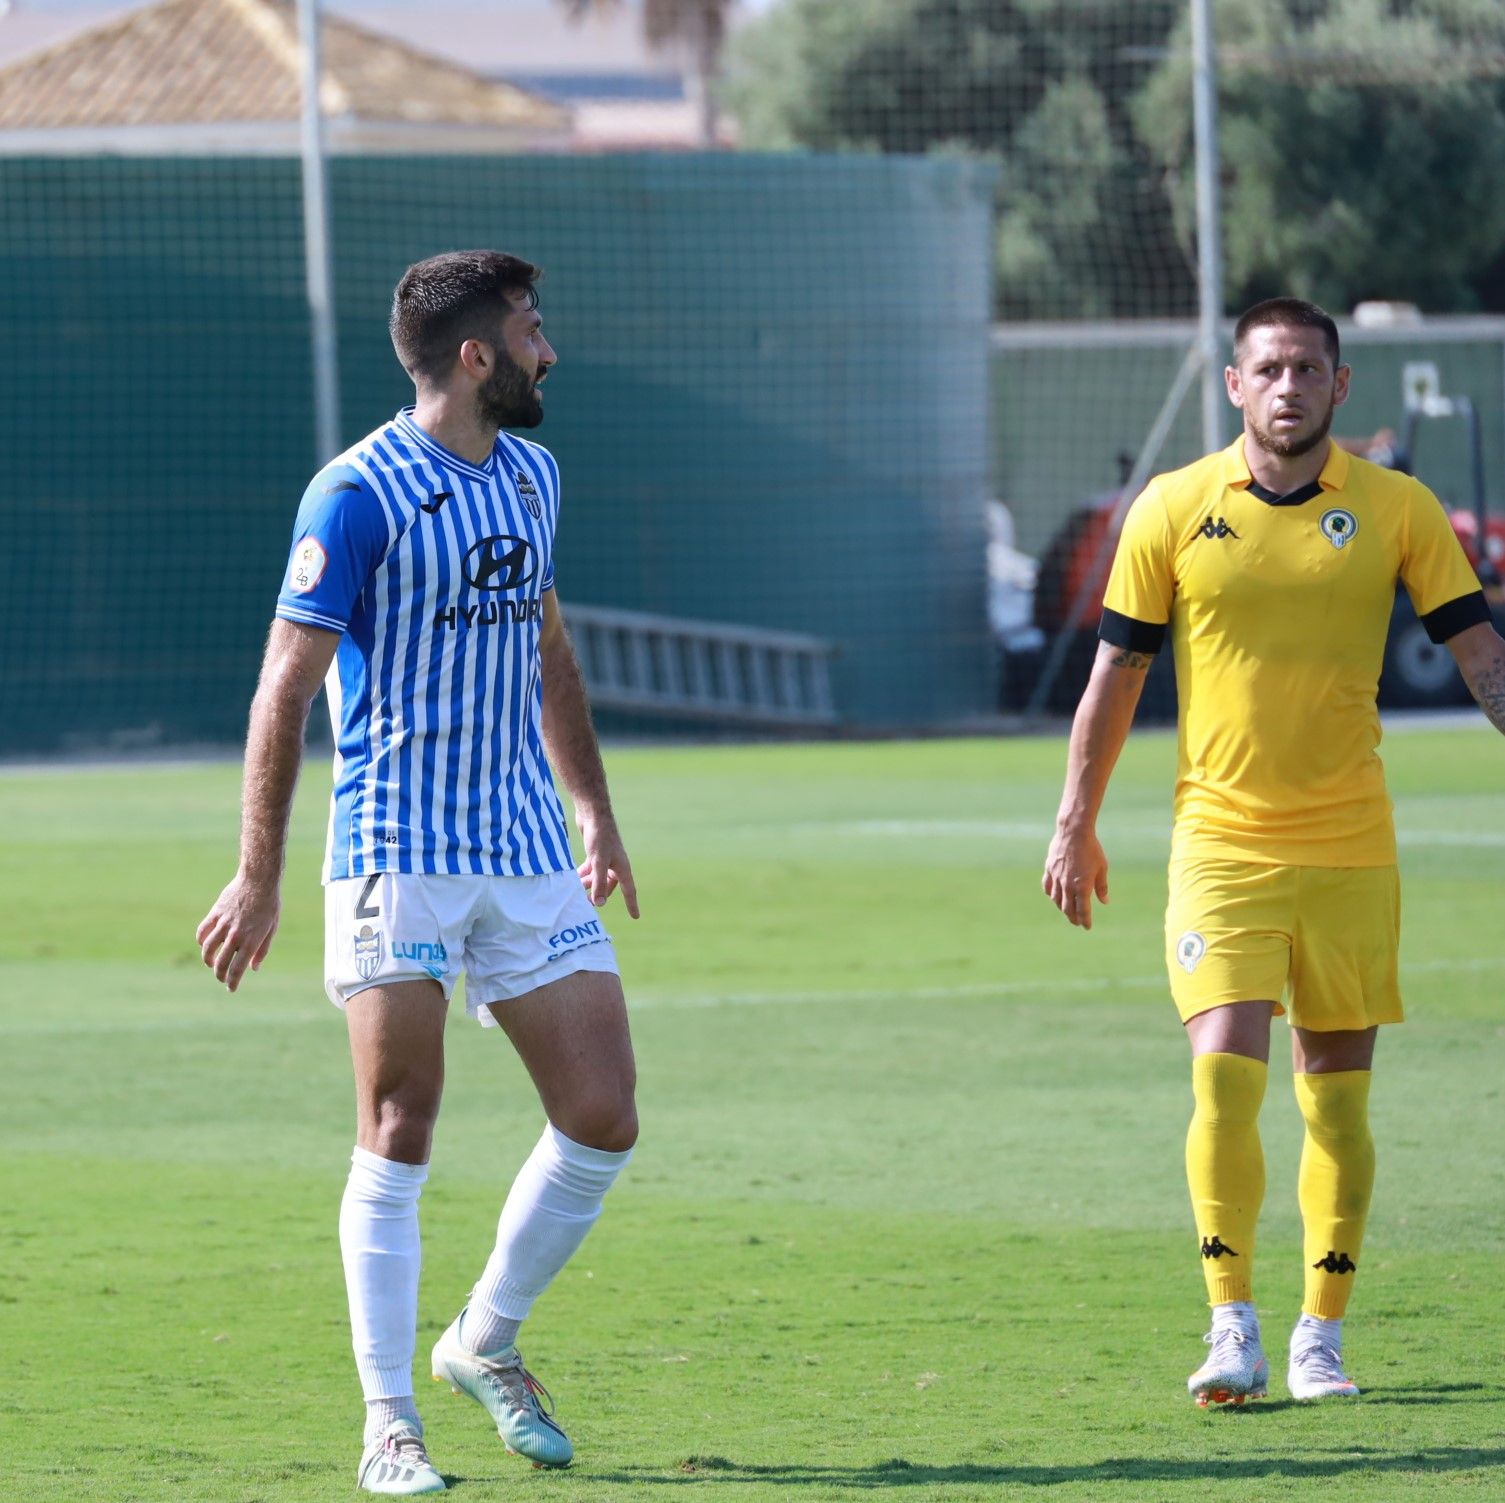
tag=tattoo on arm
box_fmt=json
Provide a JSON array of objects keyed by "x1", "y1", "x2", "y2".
[
  {"x1": 1108, "y1": 649, "x2": 1154, "y2": 670},
  {"x1": 1468, "y1": 655, "x2": 1505, "y2": 735}
]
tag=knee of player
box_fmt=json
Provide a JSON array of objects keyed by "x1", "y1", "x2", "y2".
[
  {"x1": 1293, "y1": 1072, "x2": 1372, "y2": 1136},
  {"x1": 559, "y1": 1095, "x2": 638, "y2": 1154},
  {"x1": 1190, "y1": 1053, "x2": 1268, "y2": 1125},
  {"x1": 365, "y1": 1095, "x2": 440, "y2": 1162},
  {"x1": 1300, "y1": 1118, "x2": 1375, "y2": 1152}
]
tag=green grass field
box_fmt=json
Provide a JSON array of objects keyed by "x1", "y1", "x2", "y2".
[{"x1": 5, "y1": 729, "x2": 1504, "y2": 1502}]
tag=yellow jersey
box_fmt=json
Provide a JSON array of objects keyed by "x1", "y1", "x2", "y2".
[{"x1": 1101, "y1": 438, "x2": 1487, "y2": 866}]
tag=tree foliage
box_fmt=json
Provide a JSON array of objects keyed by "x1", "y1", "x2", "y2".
[
  {"x1": 728, "y1": 0, "x2": 1505, "y2": 316},
  {"x1": 726, "y1": 0, "x2": 1190, "y2": 319},
  {"x1": 1136, "y1": 0, "x2": 1505, "y2": 312}
]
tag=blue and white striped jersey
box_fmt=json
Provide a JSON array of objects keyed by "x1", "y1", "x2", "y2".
[{"x1": 275, "y1": 407, "x2": 573, "y2": 881}]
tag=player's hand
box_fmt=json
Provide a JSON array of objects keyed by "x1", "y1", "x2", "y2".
[
  {"x1": 575, "y1": 810, "x2": 639, "y2": 919},
  {"x1": 1042, "y1": 825, "x2": 1109, "y2": 930},
  {"x1": 196, "y1": 873, "x2": 282, "y2": 992}
]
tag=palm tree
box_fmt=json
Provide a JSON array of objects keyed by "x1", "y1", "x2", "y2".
[{"x1": 560, "y1": 0, "x2": 732, "y2": 147}]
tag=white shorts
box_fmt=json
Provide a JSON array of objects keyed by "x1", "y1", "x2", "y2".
[{"x1": 324, "y1": 870, "x2": 619, "y2": 1026}]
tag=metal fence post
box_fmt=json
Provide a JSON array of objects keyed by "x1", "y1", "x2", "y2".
[
  {"x1": 1191, "y1": 0, "x2": 1225, "y2": 453},
  {"x1": 298, "y1": 0, "x2": 341, "y2": 465}
]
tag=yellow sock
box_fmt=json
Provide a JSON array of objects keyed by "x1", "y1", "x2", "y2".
[
  {"x1": 1295, "y1": 1070, "x2": 1374, "y2": 1319},
  {"x1": 1186, "y1": 1053, "x2": 1267, "y2": 1306}
]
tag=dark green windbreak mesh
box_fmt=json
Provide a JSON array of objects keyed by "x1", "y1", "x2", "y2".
[{"x1": 0, "y1": 154, "x2": 996, "y2": 754}]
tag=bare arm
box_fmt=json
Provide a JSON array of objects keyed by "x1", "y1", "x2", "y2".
[
  {"x1": 1449, "y1": 620, "x2": 1505, "y2": 734},
  {"x1": 540, "y1": 590, "x2": 639, "y2": 918},
  {"x1": 196, "y1": 618, "x2": 340, "y2": 990},
  {"x1": 1041, "y1": 640, "x2": 1153, "y2": 929}
]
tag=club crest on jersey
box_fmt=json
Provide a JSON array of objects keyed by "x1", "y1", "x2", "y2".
[
  {"x1": 353, "y1": 923, "x2": 383, "y2": 982},
  {"x1": 1320, "y1": 508, "x2": 1358, "y2": 550},
  {"x1": 1176, "y1": 931, "x2": 1207, "y2": 973},
  {"x1": 515, "y1": 469, "x2": 543, "y2": 520}
]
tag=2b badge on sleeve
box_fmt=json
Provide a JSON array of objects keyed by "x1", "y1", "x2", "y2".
[{"x1": 289, "y1": 537, "x2": 328, "y2": 593}]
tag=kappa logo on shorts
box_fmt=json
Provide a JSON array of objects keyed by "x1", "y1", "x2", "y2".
[
  {"x1": 353, "y1": 923, "x2": 383, "y2": 982},
  {"x1": 1176, "y1": 930, "x2": 1207, "y2": 973}
]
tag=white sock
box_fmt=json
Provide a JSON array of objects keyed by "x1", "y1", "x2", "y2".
[
  {"x1": 1211, "y1": 1300, "x2": 1259, "y2": 1333},
  {"x1": 1293, "y1": 1312, "x2": 1342, "y2": 1349},
  {"x1": 460, "y1": 1124, "x2": 631, "y2": 1355},
  {"x1": 364, "y1": 1395, "x2": 421, "y2": 1447},
  {"x1": 340, "y1": 1147, "x2": 427, "y2": 1416}
]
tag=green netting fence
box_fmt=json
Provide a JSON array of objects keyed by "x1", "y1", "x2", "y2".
[{"x1": 0, "y1": 153, "x2": 998, "y2": 754}]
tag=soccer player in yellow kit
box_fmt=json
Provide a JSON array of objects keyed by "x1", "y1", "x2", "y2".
[{"x1": 1043, "y1": 298, "x2": 1505, "y2": 1406}]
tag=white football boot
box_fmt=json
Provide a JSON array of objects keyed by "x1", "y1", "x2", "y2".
[
  {"x1": 356, "y1": 1420, "x2": 445, "y2": 1495},
  {"x1": 1288, "y1": 1322, "x2": 1360, "y2": 1401},
  {"x1": 1188, "y1": 1309, "x2": 1269, "y2": 1407}
]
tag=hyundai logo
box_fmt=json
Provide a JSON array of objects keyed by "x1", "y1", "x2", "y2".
[{"x1": 462, "y1": 535, "x2": 535, "y2": 592}]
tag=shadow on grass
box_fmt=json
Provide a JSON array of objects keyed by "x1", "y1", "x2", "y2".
[
  {"x1": 592, "y1": 1444, "x2": 1505, "y2": 1488},
  {"x1": 1360, "y1": 1381, "x2": 1493, "y2": 1407}
]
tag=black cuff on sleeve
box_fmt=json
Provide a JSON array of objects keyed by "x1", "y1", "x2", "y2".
[
  {"x1": 1420, "y1": 589, "x2": 1491, "y2": 644},
  {"x1": 1098, "y1": 607, "x2": 1166, "y2": 655}
]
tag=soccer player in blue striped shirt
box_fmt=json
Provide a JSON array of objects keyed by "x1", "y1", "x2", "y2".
[{"x1": 197, "y1": 251, "x2": 638, "y2": 1495}]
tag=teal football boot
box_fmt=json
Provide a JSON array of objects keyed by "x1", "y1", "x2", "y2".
[{"x1": 431, "y1": 1310, "x2": 573, "y2": 1468}]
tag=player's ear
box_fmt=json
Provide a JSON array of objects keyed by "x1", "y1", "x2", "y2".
[
  {"x1": 1224, "y1": 364, "x2": 1244, "y2": 408},
  {"x1": 1333, "y1": 364, "x2": 1352, "y2": 408},
  {"x1": 457, "y1": 337, "x2": 492, "y2": 382}
]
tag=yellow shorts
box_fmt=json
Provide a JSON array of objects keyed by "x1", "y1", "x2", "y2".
[{"x1": 1165, "y1": 858, "x2": 1402, "y2": 1030}]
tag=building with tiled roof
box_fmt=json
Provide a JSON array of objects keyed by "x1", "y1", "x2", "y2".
[{"x1": 0, "y1": 0, "x2": 571, "y2": 153}]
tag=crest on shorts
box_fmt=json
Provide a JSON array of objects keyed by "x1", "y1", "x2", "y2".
[
  {"x1": 1319, "y1": 508, "x2": 1358, "y2": 550},
  {"x1": 1176, "y1": 931, "x2": 1207, "y2": 974},
  {"x1": 353, "y1": 923, "x2": 383, "y2": 982}
]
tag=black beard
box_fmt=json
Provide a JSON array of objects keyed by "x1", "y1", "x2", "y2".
[
  {"x1": 477, "y1": 354, "x2": 543, "y2": 429},
  {"x1": 1249, "y1": 400, "x2": 1334, "y2": 459}
]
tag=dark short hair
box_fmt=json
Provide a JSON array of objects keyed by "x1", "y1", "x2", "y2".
[
  {"x1": 1233, "y1": 297, "x2": 1341, "y2": 367},
  {"x1": 389, "y1": 250, "x2": 542, "y2": 383}
]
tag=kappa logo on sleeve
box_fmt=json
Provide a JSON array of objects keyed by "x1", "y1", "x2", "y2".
[{"x1": 288, "y1": 537, "x2": 328, "y2": 593}]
